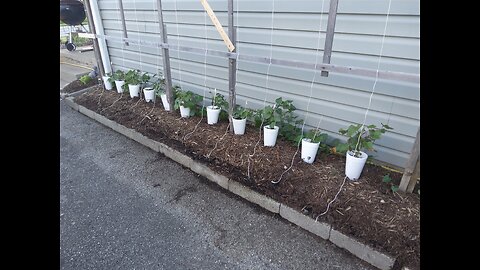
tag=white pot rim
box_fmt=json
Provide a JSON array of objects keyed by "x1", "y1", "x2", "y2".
[
  {"x1": 207, "y1": 105, "x2": 220, "y2": 110},
  {"x1": 264, "y1": 125, "x2": 279, "y2": 130},
  {"x1": 143, "y1": 87, "x2": 154, "y2": 91},
  {"x1": 302, "y1": 138, "x2": 320, "y2": 145},
  {"x1": 232, "y1": 117, "x2": 246, "y2": 121},
  {"x1": 347, "y1": 150, "x2": 368, "y2": 159}
]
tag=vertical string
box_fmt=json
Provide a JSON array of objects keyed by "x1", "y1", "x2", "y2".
[
  {"x1": 354, "y1": 0, "x2": 393, "y2": 153},
  {"x1": 173, "y1": 0, "x2": 184, "y2": 89},
  {"x1": 247, "y1": 0, "x2": 276, "y2": 180},
  {"x1": 116, "y1": 0, "x2": 126, "y2": 71},
  {"x1": 271, "y1": 0, "x2": 326, "y2": 184},
  {"x1": 133, "y1": 0, "x2": 143, "y2": 73},
  {"x1": 317, "y1": 0, "x2": 393, "y2": 221}
]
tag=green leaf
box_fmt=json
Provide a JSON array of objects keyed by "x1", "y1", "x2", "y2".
[
  {"x1": 391, "y1": 185, "x2": 399, "y2": 192},
  {"x1": 346, "y1": 125, "x2": 360, "y2": 137},
  {"x1": 382, "y1": 174, "x2": 392, "y2": 183},
  {"x1": 364, "y1": 141, "x2": 374, "y2": 150},
  {"x1": 336, "y1": 143, "x2": 348, "y2": 153}
]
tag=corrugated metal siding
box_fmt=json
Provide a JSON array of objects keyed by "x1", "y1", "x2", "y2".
[{"x1": 97, "y1": 0, "x2": 419, "y2": 169}]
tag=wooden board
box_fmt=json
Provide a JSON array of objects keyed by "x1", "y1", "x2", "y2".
[{"x1": 200, "y1": 0, "x2": 235, "y2": 52}]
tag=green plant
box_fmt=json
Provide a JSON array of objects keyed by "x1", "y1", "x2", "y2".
[
  {"x1": 209, "y1": 90, "x2": 229, "y2": 120},
  {"x1": 297, "y1": 128, "x2": 330, "y2": 153},
  {"x1": 254, "y1": 97, "x2": 303, "y2": 142},
  {"x1": 79, "y1": 75, "x2": 92, "y2": 85},
  {"x1": 108, "y1": 70, "x2": 125, "y2": 83},
  {"x1": 124, "y1": 69, "x2": 145, "y2": 86},
  {"x1": 174, "y1": 89, "x2": 203, "y2": 116},
  {"x1": 210, "y1": 91, "x2": 228, "y2": 109},
  {"x1": 382, "y1": 174, "x2": 399, "y2": 193},
  {"x1": 153, "y1": 77, "x2": 166, "y2": 96},
  {"x1": 336, "y1": 123, "x2": 393, "y2": 158},
  {"x1": 232, "y1": 104, "x2": 254, "y2": 120}
]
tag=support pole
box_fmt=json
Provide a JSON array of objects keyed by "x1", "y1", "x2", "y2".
[
  {"x1": 117, "y1": 0, "x2": 129, "y2": 46},
  {"x1": 399, "y1": 128, "x2": 420, "y2": 193},
  {"x1": 228, "y1": 0, "x2": 237, "y2": 133},
  {"x1": 321, "y1": 0, "x2": 339, "y2": 77},
  {"x1": 84, "y1": 0, "x2": 105, "y2": 78},
  {"x1": 156, "y1": 0, "x2": 174, "y2": 111},
  {"x1": 89, "y1": 0, "x2": 112, "y2": 74}
]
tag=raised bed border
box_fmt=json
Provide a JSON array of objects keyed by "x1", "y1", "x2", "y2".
[{"x1": 64, "y1": 95, "x2": 397, "y2": 270}]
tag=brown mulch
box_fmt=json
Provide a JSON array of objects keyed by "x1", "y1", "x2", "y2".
[
  {"x1": 61, "y1": 77, "x2": 100, "y2": 94},
  {"x1": 74, "y1": 87, "x2": 420, "y2": 270}
]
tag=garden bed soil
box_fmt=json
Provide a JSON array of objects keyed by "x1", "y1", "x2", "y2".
[
  {"x1": 74, "y1": 87, "x2": 420, "y2": 270},
  {"x1": 61, "y1": 77, "x2": 100, "y2": 94}
]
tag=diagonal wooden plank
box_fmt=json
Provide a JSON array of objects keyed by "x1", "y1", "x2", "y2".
[{"x1": 200, "y1": 0, "x2": 235, "y2": 52}]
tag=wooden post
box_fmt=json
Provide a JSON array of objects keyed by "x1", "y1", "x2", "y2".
[
  {"x1": 399, "y1": 128, "x2": 420, "y2": 193},
  {"x1": 156, "y1": 0, "x2": 174, "y2": 111},
  {"x1": 321, "y1": 0, "x2": 339, "y2": 77},
  {"x1": 84, "y1": 0, "x2": 105, "y2": 78},
  {"x1": 228, "y1": 0, "x2": 237, "y2": 133},
  {"x1": 117, "y1": 0, "x2": 129, "y2": 46}
]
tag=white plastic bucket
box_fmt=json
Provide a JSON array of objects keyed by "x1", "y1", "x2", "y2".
[
  {"x1": 232, "y1": 118, "x2": 246, "y2": 135},
  {"x1": 263, "y1": 126, "x2": 279, "y2": 147},
  {"x1": 114, "y1": 80, "x2": 125, "y2": 93},
  {"x1": 143, "y1": 87, "x2": 155, "y2": 102},
  {"x1": 301, "y1": 139, "x2": 320, "y2": 164},
  {"x1": 206, "y1": 106, "x2": 221, "y2": 125},
  {"x1": 128, "y1": 84, "x2": 140, "y2": 98},
  {"x1": 102, "y1": 76, "x2": 113, "y2": 90},
  {"x1": 160, "y1": 94, "x2": 170, "y2": 111},
  {"x1": 345, "y1": 151, "x2": 368, "y2": 181},
  {"x1": 180, "y1": 105, "x2": 190, "y2": 118}
]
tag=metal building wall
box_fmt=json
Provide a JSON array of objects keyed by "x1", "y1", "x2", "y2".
[{"x1": 96, "y1": 0, "x2": 420, "y2": 169}]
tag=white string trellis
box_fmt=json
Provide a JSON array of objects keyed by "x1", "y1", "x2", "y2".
[
  {"x1": 271, "y1": 0, "x2": 327, "y2": 185},
  {"x1": 173, "y1": 0, "x2": 184, "y2": 90},
  {"x1": 246, "y1": 0, "x2": 276, "y2": 180},
  {"x1": 182, "y1": 4, "x2": 209, "y2": 141},
  {"x1": 353, "y1": 0, "x2": 393, "y2": 154},
  {"x1": 316, "y1": 0, "x2": 393, "y2": 221}
]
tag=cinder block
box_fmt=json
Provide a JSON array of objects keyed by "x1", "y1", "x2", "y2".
[
  {"x1": 94, "y1": 113, "x2": 115, "y2": 129},
  {"x1": 279, "y1": 204, "x2": 331, "y2": 240},
  {"x1": 190, "y1": 162, "x2": 229, "y2": 190},
  {"x1": 64, "y1": 97, "x2": 78, "y2": 111},
  {"x1": 159, "y1": 144, "x2": 193, "y2": 168},
  {"x1": 78, "y1": 105, "x2": 95, "y2": 119},
  {"x1": 329, "y1": 228, "x2": 396, "y2": 270},
  {"x1": 228, "y1": 180, "x2": 280, "y2": 213}
]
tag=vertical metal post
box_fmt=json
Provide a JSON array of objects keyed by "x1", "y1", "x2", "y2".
[
  {"x1": 399, "y1": 128, "x2": 420, "y2": 193},
  {"x1": 84, "y1": 0, "x2": 105, "y2": 78},
  {"x1": 156, "y1": 0, "x2": 174, "y2": 111},
  {"x1": 117, "y1": 0, "x2": 129, "y2": 46},
  {"x1": 321, "y1": 0, "x2": 339, "y2": 77},
  {"x1": 228, "y1": 0, "x2": 237, "y2": 132}
]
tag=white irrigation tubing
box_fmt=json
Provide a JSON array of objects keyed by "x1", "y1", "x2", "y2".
[
  {"x1": 182, "y1": 86, "x2": 206, "y2": 141},
  {"x1": 271, "y1": 0, "x2": 326, "y2": 185},
  {"x1": 247, "y1": 0, "x2": 276, "y2": 180},
  {"x1": 353, "y1": 0, "x2": 392, "y2": 153},
  {"x1": 315, "y1": 176, "x2": 347, "y2": 221},
  {"x1": 316, "y1": 0, "x2": 393, "y2": 221},
  {"x1": 206, "y1": 123, "x2": 231, "y2": 158},
  {"x1": 173, "y1": 0, "x2": 184, "y2": 90},
  {"x1": 101, "y1": 92, "x2": 124, "y2": 113}
]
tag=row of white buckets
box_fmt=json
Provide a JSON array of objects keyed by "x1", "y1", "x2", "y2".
[{"x1": 101, "y1": 75, "x2": 368, "y2": 181}]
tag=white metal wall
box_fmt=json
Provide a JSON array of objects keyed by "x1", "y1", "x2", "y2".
[{"x1": 96, "y1": 0, "x2": 420, "y2": 169}]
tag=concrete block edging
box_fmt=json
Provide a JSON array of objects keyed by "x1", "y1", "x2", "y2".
[{"x1": 65, "y1": 98, "x2": 397, "y2": 270}]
